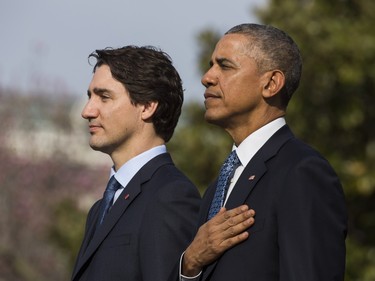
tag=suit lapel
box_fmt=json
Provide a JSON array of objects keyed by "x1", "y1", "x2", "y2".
[
  {"x1": 226, "y1": 125, "x2": 293, "y2": 208},
  {"x1": 82, "y1": 180, "x2": 142, "y2": 259},
  {"x1": 72, "y1": 153, "x2": 173, "y2": 280},
  {"x1": 201, "y1": 125, "x2": 294, "y2": 281},
  {"x1": 72, "y1": 178, "x2": 142, "y2": 280}
]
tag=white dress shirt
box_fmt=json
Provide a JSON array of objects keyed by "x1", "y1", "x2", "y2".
[
  {"x1": 180, "y1": 117, "x2": 286, "y2": 281},
  {"x1": 224, "y1": 117, "x2": 286, "y2": 204}
]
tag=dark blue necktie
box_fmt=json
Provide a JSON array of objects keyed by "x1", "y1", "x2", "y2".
[
  {"x1": 97, "y1": 175, "x2": 122, "y2": 227},
  {"x1": 207, "y1": 150, "x2": 241, "y2": 220}
]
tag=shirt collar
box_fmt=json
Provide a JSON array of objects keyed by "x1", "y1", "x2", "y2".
[
  {"x1": 235, "y1": 117, "x2": 286, "y2": 167},
  {"x1": 110, "y1": 145, "x2": 167, "y2": 187}
]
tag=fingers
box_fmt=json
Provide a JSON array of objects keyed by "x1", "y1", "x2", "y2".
[
  {"x1": 214, "y1": 205, "x2": 255, "y2": 230},
  {"x1": 182, "y1": 205, "x2": 256, "y2": 275},
  {"x1": 220, "y1": 229, "x2": 249, "y2": 249},
  {"x1": 222, "y1": 205, "x2": 250, "y2": 220},
  {"x1": 206, "y1": 205, "x2": 255, "y2": 248}
]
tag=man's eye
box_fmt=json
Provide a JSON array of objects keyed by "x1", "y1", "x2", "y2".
[{"x1": 221, "y1": 64, "x2": 231, "y2": 70}]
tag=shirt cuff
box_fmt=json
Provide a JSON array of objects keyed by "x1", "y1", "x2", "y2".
[{"x1": 179, "y1": 252, "x2": 202, "y2": 281}]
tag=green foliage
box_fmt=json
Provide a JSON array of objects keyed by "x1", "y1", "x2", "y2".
[
  {"x1": 254, "y1": 0, "x2": 375, "y2": 279},
  {"x1": 169, "y1": 30, "x2": 231, "y2": 193},
  {"x1": 49, "y1": 199, "x2": 87, "y2": 269},
  {"x1": 168, "y1": 102, "x2": 232, "y2": 193},
  {"x1": 346, "y1": 237, "x2": 375, "y2": 281},
  {"x1": 196, "y1": 29, "x2": 221, "y2": 75}
]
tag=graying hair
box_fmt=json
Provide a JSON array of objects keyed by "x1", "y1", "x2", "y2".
[{"x1": 225, "y1": 23, "x2": 302, "y2": 103}]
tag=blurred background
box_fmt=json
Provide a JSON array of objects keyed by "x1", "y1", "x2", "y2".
[{"x1": 1, "y1": 0, "x2": 374, "y2": 280}]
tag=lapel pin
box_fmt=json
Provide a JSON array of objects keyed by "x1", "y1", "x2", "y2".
[
  {"x1": 124, "y1": 194, "x2": 130, "y2": 200},
  {"x1": 248, "y1": 175, "x2": 256, "y2": 180}
]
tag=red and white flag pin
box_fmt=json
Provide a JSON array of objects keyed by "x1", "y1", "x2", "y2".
[
  {"x1": 248, "y1": 175, "x2": 256, "y2": 180},
  {"x1": 124, "y1": 194, "x2": 130, "y2": 200}
]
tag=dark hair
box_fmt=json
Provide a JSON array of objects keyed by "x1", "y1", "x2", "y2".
[
  {"x1": 88, "y1": 45, "x2": 184, "y2": 142},
  {"x1": 225, "y1": 23, "x2": 302, "y2": 106}
]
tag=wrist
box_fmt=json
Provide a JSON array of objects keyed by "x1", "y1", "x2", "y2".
[{"x1": 182, "y1": 247, "x2": 202, "y2": 277}]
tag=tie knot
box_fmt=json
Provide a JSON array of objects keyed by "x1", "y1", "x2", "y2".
[
  {"x1": 106, "y1": 176, "x2": 122, "y2": 192},
  {"x1": 96, "y1": 175, "x2": 122, "y2": 227},
  {"x1": 223, "y1": 150, "x2": 241, "y2": 171}
]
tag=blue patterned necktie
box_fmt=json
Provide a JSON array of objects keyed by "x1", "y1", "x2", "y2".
[
  {"x1": 207, "y1": 150, "x2": 241, "y2": 220},
  {"x1": 97, "y1": 175, "x2": 122, "y2": 227}
]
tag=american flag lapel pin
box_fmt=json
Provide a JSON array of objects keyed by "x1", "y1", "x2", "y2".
[
  {"x1": 248, "y1": 175, "x2": 256, "y2": 180},
  {"x1": 124, "y1": 194, "x2": 130, "y2": 200}
]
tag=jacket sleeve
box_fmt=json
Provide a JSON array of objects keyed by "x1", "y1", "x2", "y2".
[{"x1": 277, "y1": 155, "x2": 347, "y2": 281}]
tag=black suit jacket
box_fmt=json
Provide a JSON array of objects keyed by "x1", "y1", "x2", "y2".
[
  {"x1": 72, "y1": 153, "x2": 201, "y2": 281},
  {"x1": 198, "y1": 125, "x2": 347, "y2": 281}
]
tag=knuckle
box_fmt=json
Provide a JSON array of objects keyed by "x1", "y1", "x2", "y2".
[
  {"x1": 228, "y1": 226, "x2": 236, "y2": 236},
  {"x1": 227, "y1": 218, "x2": 236, "y2": 227},
  {"x1": 223, "y1": 212, "x2": 230, "y2": 220}
]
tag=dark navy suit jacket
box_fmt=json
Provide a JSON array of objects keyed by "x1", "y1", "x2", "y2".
[
  {"x1": 198, "y1": 125, "x2": 347, "y2": 281},
  {"x1": 72, "y1": 153, "x2": 201, "y2": 281}
]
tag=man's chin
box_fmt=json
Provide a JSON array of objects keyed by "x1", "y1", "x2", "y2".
[
  {"x1": 204, "y1": 112, "x2": 220, "y2": 126},
  {"x1": 204, "y1": 114, "x2": 230, "y2": 130},
  {"x1": 89, "y1": 142, "x2": 111, "y2": 154}
]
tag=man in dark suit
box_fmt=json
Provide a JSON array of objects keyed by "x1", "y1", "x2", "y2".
[
  {"x1": 71, "y1": 45, "x2": 203, "y2": 281},
  {"x1": 180, "y1": 24, "x2": 348, "y2": 280}
]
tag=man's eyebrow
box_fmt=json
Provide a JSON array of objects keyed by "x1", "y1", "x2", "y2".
[
  {"x1": 209, "y1": 57, "x2": 229, "y2": 66},
  {"x1": 87, "y1": 87, "x2": 109, "y2": 95},
  {"x1": 93, "y1": 87, "x2": 108, "y2": 94},
  {"x1": 86, "y1": 87, "x2": 110, "y2": 98},
  {"x1": 216, "y1": 57, "x2": 229, "y2": 64},
  {"x1": 215, "y1": 57, "x2": 237, "y2": 67}
]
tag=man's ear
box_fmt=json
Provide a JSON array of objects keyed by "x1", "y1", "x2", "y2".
[
  {"x1": 141, "y1": 101, "x2": 158, "y2": 121},
  {"x1": 262, "y1": 70, "x2": 285, "y2": 98}
]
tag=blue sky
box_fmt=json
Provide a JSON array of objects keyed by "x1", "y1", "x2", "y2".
[{"x1": 0, "y1": 0, "x2": 265, "y2": 102}]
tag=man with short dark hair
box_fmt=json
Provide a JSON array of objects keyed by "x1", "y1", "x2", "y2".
[
  {"x1": 180, "y1": 23, "x2": 347, "y2": 281},
  {"x1": 71, "y1": 45, "x2": 201, "y2": 281}
]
